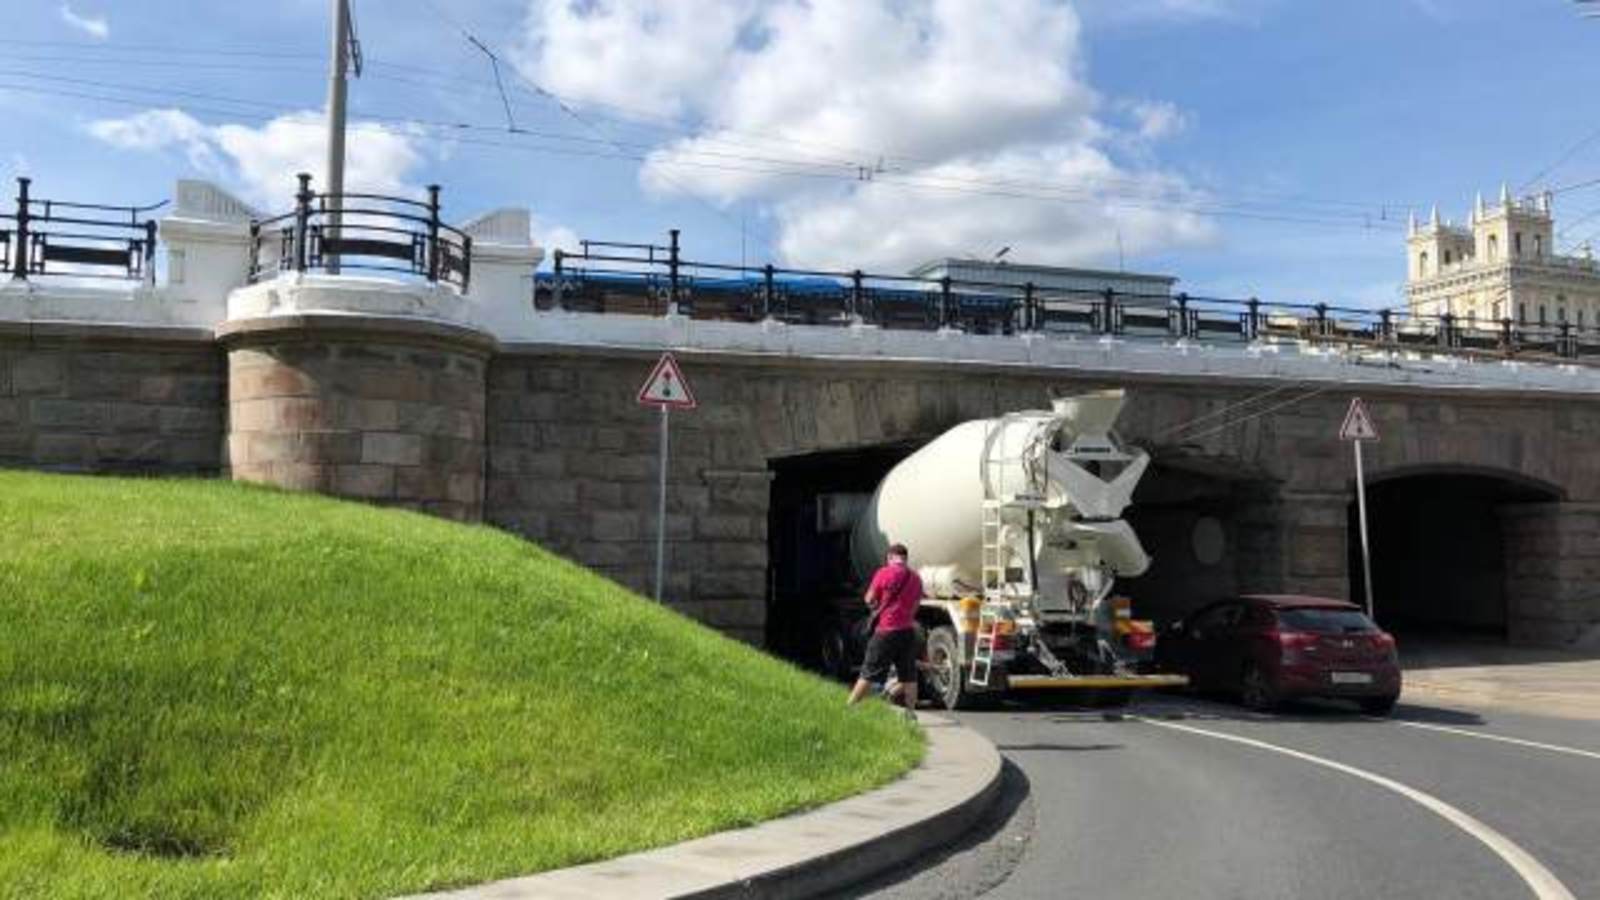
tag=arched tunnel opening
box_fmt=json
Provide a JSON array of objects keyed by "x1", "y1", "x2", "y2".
[
  {"x1": 765, "y1": 443, "x2": 919, "y2": 667},
  {"x1": 1121, "y1": 459, "x2": 1270, "y2": 626},
  {"x1": 765, "y1": 445, "x2": 1269, "y2": 667},
  {"x1": 1349, "y1": 470, "x2": 1561, "y2": 640}
]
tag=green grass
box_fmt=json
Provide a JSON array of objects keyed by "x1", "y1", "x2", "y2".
[{"x1": 0, "y1": 471, "x2": 922, "y2": 899}]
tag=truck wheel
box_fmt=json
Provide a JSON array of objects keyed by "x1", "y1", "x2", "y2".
[
  {"x1": 818, "y1": 621, "x2": 850, "y2": 682},
  {"x1": 927, "y1": 626, "x2": 984, "y2": 710}
]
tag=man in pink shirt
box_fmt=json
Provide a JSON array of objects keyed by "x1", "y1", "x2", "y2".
[{"x1": 847, "y1": 542, "x2": 923, "y2": 715}]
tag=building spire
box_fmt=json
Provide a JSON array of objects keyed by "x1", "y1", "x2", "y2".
[
  {"x1": 1475, "y1": 191, "x2": 1485, "y2": 222},
  {"x1": 1500, "y1": 182, "x2": 1512, "y2": 208},
  {"x1": 1429, "y1": 204, "x2": 1440, "y2": 228},
  {"x1": 1408, "y1": 210, "x2": 1417, "y2": 236}
]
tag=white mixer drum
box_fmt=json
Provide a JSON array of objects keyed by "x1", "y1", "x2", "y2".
[{"x1": 850, "y1": 417, "x2": 1045, "y2": 595}]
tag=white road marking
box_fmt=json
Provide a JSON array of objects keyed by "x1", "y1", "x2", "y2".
[
  {"x1": 1138, "y1": 716, "x2": 1576, "y2": 900},
  {"x1": 1384, "y1": 719, "x2": 1600, "y2": 763}
]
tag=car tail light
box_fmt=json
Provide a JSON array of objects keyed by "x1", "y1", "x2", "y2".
[
  {"x1": 1125, "y1": 630, "x2": 1156, "y2": 652},
  {"x1": 1270, "y1": 630, "x2": 1318, "y2": 659},
  {"x1": 1371, "y1": 632, "x2": 1397, "y2": 653}
]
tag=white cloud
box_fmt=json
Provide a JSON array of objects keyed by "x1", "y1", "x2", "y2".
[
  {"x1": 518, "y1": 0, "x2": 760, "y2": 116},
  {"x1": 1075, "y1": 0, "x2": 1271, "y2": 27},
  {"x1": 518, "y1": 0, "x2": 1216, "y2": 272},
  {"x1": 529, "y1": 214, "x2": 581, "y2": 261},
  {"x1": 59, "y1": 4, "x2": 109, "y2": 39},
  {"x1": 84, "y1": 108, "x2": 427, "y2": 210},
  {"x1": 1124, "y1": 100, "x2": 1189, "y2": 142}
]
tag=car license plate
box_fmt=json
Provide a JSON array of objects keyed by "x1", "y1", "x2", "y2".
[{"x1": 1331, "y1": 671, "x2": 1374, "y2": 685}]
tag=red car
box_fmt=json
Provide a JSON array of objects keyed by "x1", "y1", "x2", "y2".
[{"x1": 1156, "y1": 595, "x2": 1401, "y2": 714}]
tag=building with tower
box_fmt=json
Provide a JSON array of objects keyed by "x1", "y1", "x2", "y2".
[{"x1": 1406, "y1": 185, "x2": 1600, "y2": 331}]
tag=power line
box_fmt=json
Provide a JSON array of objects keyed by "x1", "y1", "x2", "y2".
[
  {"x1": 0, "y1": 40, "x2": 1421, "y2": 220},
  {"x1": 0, "y1": 76, "x2": 1407, "y2": 232}
]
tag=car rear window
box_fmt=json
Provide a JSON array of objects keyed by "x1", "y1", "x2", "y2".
[{"x1": 1276, "y1": 608, "x2": 1377, "y2": 634}]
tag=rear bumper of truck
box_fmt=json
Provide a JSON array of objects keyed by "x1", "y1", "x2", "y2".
[{"x1": 1005, "y1": 673, "x2": 1189, "y2": 691}]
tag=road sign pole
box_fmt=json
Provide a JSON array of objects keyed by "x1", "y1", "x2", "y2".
[
  {"x1": 1353, "y1": 438, "x2": 1375, "y2": 620},
  {"x1": 654, "y1": 404, "x2": 669, "y2": 603}
]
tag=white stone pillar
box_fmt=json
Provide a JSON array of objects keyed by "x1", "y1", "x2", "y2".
[
  {"x1": 158, "y1": 180, "x2": 260, "y2": 325},
  {"x1": 460, "y1": 208, "x2": 544, "y2": 340}
]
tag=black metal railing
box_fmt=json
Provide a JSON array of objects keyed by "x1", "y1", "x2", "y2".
[
  {"x1": 1, "y1": 177, "x2": 162, "y2": 282},
  {"x1": 536, "y1": 231, "x2": 1600, "y2": 364},
  {"x1": 248, "y1": 173, "x2": 472, "y2": 291}
]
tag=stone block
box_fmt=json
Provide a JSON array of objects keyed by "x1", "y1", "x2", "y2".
[
  {"x1": 708, "y1": 541, "x2": 767, "y2": 569},
  {"x1": 159, "y1": 406, "x2": 219, "y2": 435},
  {"x1": 339, "y1": 398, "x2": 400, "y2": 431},
  {"x1": 592, "y1": 510, "x2": 643, "y2": 541},
  {"x1": 266, "y1": 463, "x2": 331, "y2": 492},
  {"x1": 30, "y1": 399, "x2": 108, "y2": 432},
  {"x1": 273, "y1": 397, "x2": 334, "y2": 430},
  {"x1": 578, "y1": 479, "x2": 625, "y2": 509},
  {"x1": 0, "y1": 398, "x2": 21, "y2": 427},
  {"x1": 395, "y1": 467, "x2": 448, "y2": 501},
  {"x1": 11, "y1": 355, "x2": 64, "y2": 395},
  {"x1": 680, "y1": 598, "x2": 765, "y2": 629},
  {"x1": 696, "y1": 569, "x2": 767, "y2": 600},
  {"x1": 363, "y1": 432, "x2": 424, "y2": 467},
  {"x1": 110, "y1": 403, "x2": 160, "y2": 432},
  {"x1": 33, "y1": 433, "x2": 93, "y2": 465},
  {"x1": 92, "y1": 435, "x2": 168, "y2": 464},
  {"x1": 335, "y1": 464, "x2": 395, "y2": 499},
  {"x1": 488, "y1": 447, "x2": 564, "y2": 478},
  {"x1": 1288, "y1": 527, "x2": 1345, "y2": 578},
  {"x1": 447, "y1": 472, "x2": 480, "y2": 505},
  {"x1": 697, "y1": 514, "x2": 761, "y2": 540}
]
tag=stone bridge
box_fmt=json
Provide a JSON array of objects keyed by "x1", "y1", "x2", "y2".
[{"x1": 3, "y1": 179, "x2": 1598, "y2": 651}]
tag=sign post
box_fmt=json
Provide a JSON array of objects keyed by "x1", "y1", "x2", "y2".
[
  {"x1": 636, "y1": 352, "x2": 697, "y2": 602},
  {"x1": 1339, "y1": 397, "x2": 1380, "y2": 619}
]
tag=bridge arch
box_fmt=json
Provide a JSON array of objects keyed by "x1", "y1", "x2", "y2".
[{"x1": 1349, "y1": 464, "x2": 1563, "y2": 640}]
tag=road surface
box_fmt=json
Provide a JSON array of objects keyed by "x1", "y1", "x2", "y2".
[{"x1": 845, "y1": 694, "x2": 1600, "y2": 899}]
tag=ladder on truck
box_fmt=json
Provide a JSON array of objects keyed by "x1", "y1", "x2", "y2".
[{"x1": 970, "y1": 415, "x2": 1050, "y2": 688}]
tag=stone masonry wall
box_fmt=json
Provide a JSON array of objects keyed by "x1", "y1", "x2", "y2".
[
  {"x1": 1501, "y1": 503, "x2": 1600, "y2": 647},
  {"x1": 221, "y1": 316, "x2": 492, "y2": 522},
  {"x1": 0, "y1": 324, "x2": 224, "y2": 474},
  {"x1": 486, "y1": 346, "x2": 1600, "y2": 646}
]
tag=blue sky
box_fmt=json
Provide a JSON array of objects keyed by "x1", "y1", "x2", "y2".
[{"x1": 3, "y1": 0, "x2": 1598, "y2": 308}]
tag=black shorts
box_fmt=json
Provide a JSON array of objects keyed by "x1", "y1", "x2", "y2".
[{"x1": 861, "y1": 627, "x2": 918, "y2": 684}]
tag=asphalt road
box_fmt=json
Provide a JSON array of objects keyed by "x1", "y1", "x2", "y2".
[{"x1": 845, "y1": 694, "x2": 1600, "y2": 900}]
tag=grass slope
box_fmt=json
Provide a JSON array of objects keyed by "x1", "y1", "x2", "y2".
[{"x1": 0, "y1": 471, "x2": 921, "y2": 899}]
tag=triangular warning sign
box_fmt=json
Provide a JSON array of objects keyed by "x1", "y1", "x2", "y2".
[
  {"x1": 1339, "y1": 397, "x2": 1378, "y2": 442},
  {"x1": 637, "y1": 352, "x2": 697, "y2": 409}
]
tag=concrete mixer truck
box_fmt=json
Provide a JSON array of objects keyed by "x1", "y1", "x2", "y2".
[{"x1": 843, "y1": 389, "x2": 1187, "y2": 709}]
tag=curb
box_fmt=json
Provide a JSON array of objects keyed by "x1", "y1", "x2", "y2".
[{"x1": 404, "y1": 711, "x2": 1003, "y2": 900}]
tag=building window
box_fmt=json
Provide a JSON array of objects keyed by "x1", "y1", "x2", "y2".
[
  {"x1": 1535, "y1": 235, "x2": 1544, "y2": 258},
  {"x1": 1467, "y1": 310, "x2": 1477, "y2": 327},
  {"x1": 1580, "y1": 309, "x2": 1587, "y2": 329},
  {"x1": 1418, "y1": 251, "x2": 1429, "y2": 276},
  {"x1": 1489, "y1": 235, "x2": 1499, "y2": 261},
  {"x1": 1540, "y1": 305, "x2": 1547, "y2": 325},
  {"x1": 1515, "y1": 232, "x2": 1523, "y2": 257},
  {"x1": 1559, "y1": 307, "x2": 1567, "y2": 323},
  {"x1": 1444, "y1": 250, "x2": 1453, "y2": 265},
  {"x1": 1519, "y1": 302, "x2": 1527, "y2": 323}
]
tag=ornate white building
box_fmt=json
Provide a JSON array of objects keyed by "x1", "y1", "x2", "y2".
[{"x1": 1405, "y1": 185, "x2": 1599, "y2": 331}]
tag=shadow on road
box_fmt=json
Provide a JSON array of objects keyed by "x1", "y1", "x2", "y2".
[
  {"x1": 822, "y1": 759, "x2": 1034, "y2": 899},
  {"x1": 987, "y1": 691, "x2": 1488, "y2": 729},
  {"x1": 994, "y1": 742, "x2": 1122, "y2": 752}
]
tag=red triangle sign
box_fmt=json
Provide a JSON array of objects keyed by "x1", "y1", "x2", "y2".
[
  {"x1": 1339, "y1": 397, "x2": 1378, "y2": 442},
  {"x1": 637, "y1": 352, "x2": 697, "y2": 409}
]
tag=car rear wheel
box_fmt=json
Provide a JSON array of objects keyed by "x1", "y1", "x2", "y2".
[
  {"x1": 1240, "y1": 663, "x2": 1280, "y2": 712},
  {"x1": 1359, "y1": 693, "x2": 1399, "y2": 716}
]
